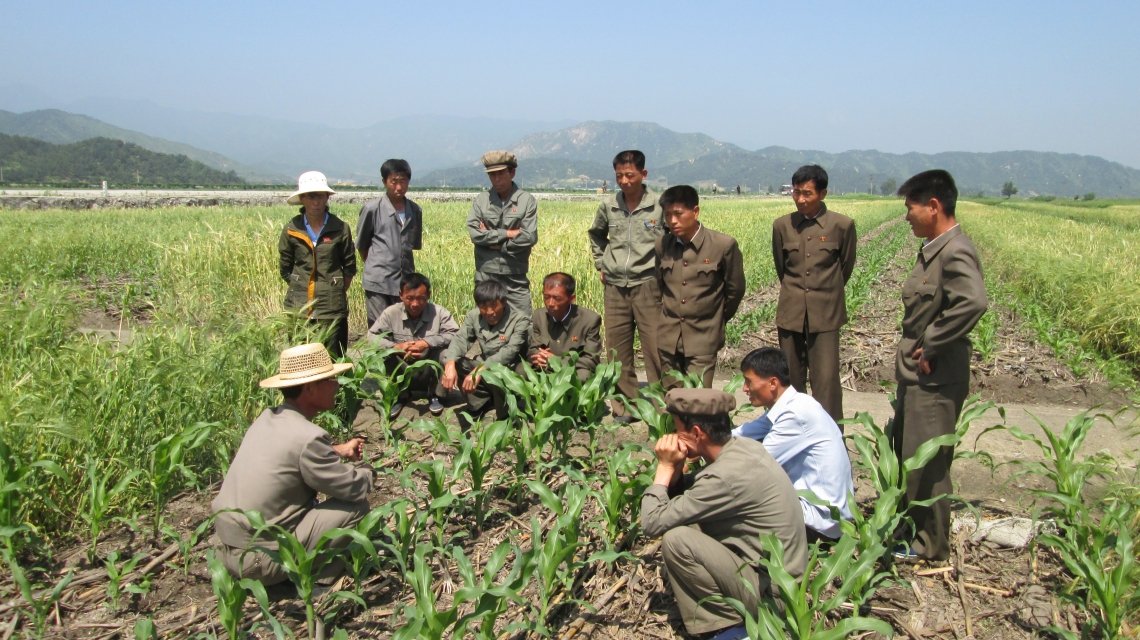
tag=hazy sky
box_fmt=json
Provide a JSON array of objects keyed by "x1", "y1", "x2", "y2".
[{"x1": 4, "y1": 1, "x2": 1139, "y2": 168}]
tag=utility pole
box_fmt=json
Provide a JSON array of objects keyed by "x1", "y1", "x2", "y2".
[{"x1": 135, "y1": 169, "x2": 141, "y2": 185}]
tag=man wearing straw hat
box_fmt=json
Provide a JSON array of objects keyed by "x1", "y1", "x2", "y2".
[{"x1": 212, "y1": 343, "x2": 373, "y2": 585}]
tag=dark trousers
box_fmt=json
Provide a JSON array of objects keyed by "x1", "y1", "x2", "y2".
[
  {"x1": 890, "y1": 381, "x2": 968, "y2": 561},
  {"x1": 778, "y1": 328, "x2": 843, "y2": 423},
  {"x1": 364, "y1": 291, "x2": 400, "y2": 330},
  {"x1": 435, "y1": 357, "x2": 506, "y2": 417},
  {"x1": 658, "y1": 349, "x2": 717, "y2": 389},
  {"x1": 309, "y1": 317, "x2": 348, "y2": 359}
]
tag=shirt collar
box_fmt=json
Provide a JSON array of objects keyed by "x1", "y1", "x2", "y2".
[
  {"x1": 490, "y1": 183, "x2": 519, "y2": 206},
  {"x1": 920, "y1": 224, "x2": 962, "y2": 261},
  {"x1": 549, "y1": 305, "x2": 575, "y2": 324},
  {"x1": 303, "y1": 211, "x2": 329, "y2": 242}
]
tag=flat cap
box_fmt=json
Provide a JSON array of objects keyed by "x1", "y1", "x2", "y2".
[
  {"x1": 481, "y1": 150, "x2": 518, "y2": 172},
  {"x1": 665, "y1": 388, "x2": 736, "y2": 417}
]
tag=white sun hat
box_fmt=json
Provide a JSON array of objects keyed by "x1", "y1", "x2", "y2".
[
  {"x1": 287, "y1": 171, "x2": 336, "y2": 205},
  {"x1": 259, "y1": 343, "x2": 353, "y2": 389}
]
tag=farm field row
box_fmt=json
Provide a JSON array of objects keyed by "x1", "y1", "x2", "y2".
[{"x1": 1, "y1": 197, "x2": 1137, "y2": 637}]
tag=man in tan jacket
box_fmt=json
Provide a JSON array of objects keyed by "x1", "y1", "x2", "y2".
[
  {"x1": 772, "y1": 165, "x2": 856, "y2": 423},
  {"x1": 212, "y1": 343, "x2": 374, "y2": 585}
]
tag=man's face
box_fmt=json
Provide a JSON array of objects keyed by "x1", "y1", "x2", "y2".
[
  {"x1": 792, "y1": 180, "x2": 826, "y2": 216},
  {"x1": 742, "y1": 369, "x2": 779, "y2": 409},
  {"x1": 384, "y1": 173, "x2": 409, "y2": 200},
  {"x1": 904, "y1": 198, "x2": 937, "y2": 240},
  {"x1": 487, "y1": 167, "x2": 515, "y2": 196},
  {"x1": 614, "y1": 162, "x2": 647, "y2": 200},
  {"x1": 306, "y1": 376, "x2": 339, "y2": 412},
  {"x1": 542, "y1": 284, "x2": 573, "y2": 319},
  {"x1": 477, "y1": 299, "x2": 506, "y2": 326},
  {"x1": 400, "y1": 284, "x2": 430, "y2": 319},
  {"x1": 663, "y1": 202, "x2": 700, "y2": 240}
]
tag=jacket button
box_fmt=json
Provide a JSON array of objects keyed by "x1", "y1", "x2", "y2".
[
  {"x1": 683, "y1": 261, "x2": 688, "y2": 267},
  {"x1": 681, "y1": 299, "x2": 686, "y2": 303},
  {"x1": 682, "y1": 280, "x2": 687, "y2": 285}
]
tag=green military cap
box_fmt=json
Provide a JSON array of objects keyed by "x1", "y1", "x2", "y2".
[
  {"x1": 665, "y1": 388, "x2": 735, "y2": 416},
  {"x1": 481, "y1": 150, "x2": 518, "y2": 172}
]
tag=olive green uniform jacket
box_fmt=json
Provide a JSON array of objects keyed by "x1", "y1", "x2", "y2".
[
  {"x1": 655, "y1": 227, "x2": 746, "y2": 355},
  {"x1": 895, "y1": 225, "x2": 988, "y2": 386},
  {"x1": 467, "y1": 183, "x2": 538, "y2": 276},
  {"x1": 587, "y1": 187, "x2": 663, "y2": 286},
  {"x1": 772, "y1": 204, "x2": 857, "y2": 332},
  {"x1": 527, "y1": 305, "x2": 603, "y2": 380},
  {"x1": 442, "y1": 306, "x2": 530, "y2": 368},
  {"x1": 278, "y1": 211, "x2": 356, "y2": 320}
]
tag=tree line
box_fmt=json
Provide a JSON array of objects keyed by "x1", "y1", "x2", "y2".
[{"x1": 0, "y1": 134, "x2": 245, "y2": 187}]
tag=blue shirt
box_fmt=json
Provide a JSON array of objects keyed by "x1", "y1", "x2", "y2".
[
  {"x1": 304, "y1": 211, "x2": 329, "y2": 245},
  {"x1": 733, "y1": 386, "x2": 854, "y2": 538}
]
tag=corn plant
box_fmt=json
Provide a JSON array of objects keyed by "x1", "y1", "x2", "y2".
[
  {"x1": 338, "y1": 340, "x2": 440, "y2": 433},
  {"x1": 145, "y1": 421, "x2": 215, "y2": 536},
  {"x1": 451, "y1": 540, "x2": 535, "y2": 638},
  {"x1": 243, "y1": 511, "x2": 370, "y2": 639},
  {"x1": 392, "y1": 543, "x2": 463, "y2": 640},
  {"x1": 206, "y1": 549, "x2": 286, "y2": 640},
  {"x1": 454, "y1": 418, "x2": 511, "y2": 531},
  {"x1": 102, "y1": 550, "x2": 150, "y2": 611},
  {"x1": 4, "y1": 552, "x2": 74, "y2": 638},
  {"x1": 403, "y1": 459, "x2": 464, "y2": 548},
  {"x1": 714, "y1": 533, "x2": 894, "y2": 640},
  {"x1": 369, "y1": 499, "x2": 421, "y2": 578},
  {"x1": 79, "y1": 455, "x2": 140, "y2": 559},
  {"x1": 591, "y1": 444, "x2": 653, "y2": 550},
  {"x1": 160, "y1": 515, "x2": 216, "y2": 575},
  {"x1": 522, "y1": 478, "x2": 590, "y2": 632}
]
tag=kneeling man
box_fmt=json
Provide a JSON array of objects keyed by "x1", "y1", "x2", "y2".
[
  {"x1": 642, "y1": 388, "x2": 807, "y2": 639},
  {"x1": 526, "y1": 272, "x2": 602, "y2": 382},
  {"x1": 368, "y1": 272, "x2": 460, "y2": 417},
  {"x1": 212, "y1": 343, "x2": 374, "y2": 585},
  {"x1": 734, "y1": 347, "x2": 854, "y2": 542}
]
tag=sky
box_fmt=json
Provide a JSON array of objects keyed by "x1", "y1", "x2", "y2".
[{"x1": 3, "y1": 0, "x2": 1139, "y2": 168}]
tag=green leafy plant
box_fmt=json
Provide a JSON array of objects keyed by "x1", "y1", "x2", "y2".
[
  {"x1": 79, "y1": 455, "x2": 140, "y2": 559},
  {"x1": 454, "y1": 418, "x2": 511, "y2": 531},
  {"x1": 4, "y1": 552, "x2": 74, "y2": 638},
  {"x1": 206, "y1": 549, "x2": 286, "y2": 640},
  {"x1": 103, "y1": 550, "x2": 150, "y2": 611},
  {"x1": 145, "y1": 421, "x2": 215, "y2": 536}
]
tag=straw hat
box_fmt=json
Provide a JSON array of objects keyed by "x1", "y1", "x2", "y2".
[
  {"x1": 259, "y1": 343, "x2": 353, "y2": 389},
  {"x1": 287, "y1": 171, "x2": 336, "y2": 205}
]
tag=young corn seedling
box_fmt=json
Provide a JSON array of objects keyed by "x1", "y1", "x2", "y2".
[
  {"x1": 592, "y1": 444, "x2": 653, "y2": 550},
  {"x1": 102, "y1": 550, "x2": 149, "y2": 612},
  {"x1": 454, "y1": 418, "x2": 511, "y2": 531},
  {"x1": 145, "y1": 420, "x2": 214, "y2": 537},
  {"x1": 243, "y1": 511, "x2": 371, "y2": 639},
  {"x1": 206, "y1": 549, "x2": 286, "y2": 640},
  {"x1": 451, "y1": 540, "x2": 534, "y2": 638},
  {"x1": 338, "y1": 340, "x2": 440, "y2": 433},
  {"x1": 523, "y1": 478, "x2": 590, "y2": 631},
  {"x1": 393, "y1": 542, "x2": 463, "y2": 640},
  {"x1": 369, "y1": 498, "x2": 421, "y2": 577},
  {"x1": 79, "y1": 455, "x2": 140, "y2": 560},
  {"x1": 714, "y1": 533, "x2": 893, "y2": 640},
  {"x1": 4, "y1": 552, "x2": 74, "y2": 638},
  {"x1": 403, "y1": 458, "x2": 464, "y2": 548}
]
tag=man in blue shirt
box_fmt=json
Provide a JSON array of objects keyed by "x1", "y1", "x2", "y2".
[{"x1": 734, "y1": 347, "x2": 854, "y2": 542}]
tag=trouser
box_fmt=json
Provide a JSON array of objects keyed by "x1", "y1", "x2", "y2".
[
  {"x1": 306, "y1": 317, "x2": 348, "y2": 359},
  {"x1": 778, "y1": 328, "x2": 843, "y2": 424},
  {"x1": 603, "y1": 280, "x2": 663, "y2": 414},
  {"x1": 658, "y1": 349, "x2": 717, "y2": 389},
  {"x1": 662, "y1": 526, "x2": 768, "y2": 635},
  {"x1": 364, "y1": 291, "x2": 401, "y2": 329},
  {"x1": 475, "y1": 272, "x2": 531, "y2": 315},
  {"x1": 889, "y1": 381, "x2": 968, "y2": 561},
  {"x1": 217, "y1": 498, "x2": 370, "y2": 586},
  {"x1": 384, "y1": 352, "x2": 443, "y2": 399},
  {"x1": 435, "y1": 357, "x2": 507, "y2": 417}
]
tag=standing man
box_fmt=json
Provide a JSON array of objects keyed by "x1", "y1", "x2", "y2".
[
  {"x1": 892, "y1": 170, "x2": 987, "y2": 562},
  {"x1": 357, "y1": 159, "x2": 423, "y2": 327},
  {"x1": 641, "y1": 389, "x2": 807, "y2": 639},
  {"x1": 772, "y1": 164, "x2": 856, "y2": 423},
  {"x1": 368, "y1": 273, "x2": 460, "y2": 418},
  {"x1": 656, "y1": 185, "x2": 745, "y2": 388},
  {"x1": 587, "y1": 150, "x2": 664, "y2": 421},
  {"x1": 527, "y1": 272, "x2": 603, "y2": 382},
  {"x1": 212, "y1": 343, "x2": 373, "y2": 585},
  {"x1": 733, "y1": 347, "x2": 854, "y2": 543},
  {"x1": 467, "y1": 150, "x2": 538, "y2": 315}
]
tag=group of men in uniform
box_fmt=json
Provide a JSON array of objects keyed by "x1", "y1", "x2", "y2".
[{"x1": 214, "y1": 150, "x2": 988, "y2": 639}]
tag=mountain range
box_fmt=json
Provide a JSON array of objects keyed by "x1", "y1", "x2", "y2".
[{"x1": 3, "y1": 102, "x2": 1140, "y2": 197}]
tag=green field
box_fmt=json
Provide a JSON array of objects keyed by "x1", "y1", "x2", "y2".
[{"x1": 1, "y1": 196, "x2": 1137, "y2": 637}]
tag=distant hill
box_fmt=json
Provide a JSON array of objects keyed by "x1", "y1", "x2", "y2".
[
  {"x1": 0, "y1": 133, "x2": 245, "y2": 186},
  {"x1": 0, "y1": 109, "x2": 261, "y2": 180},
  {"x1": 421, "y1": 121, "x2": 1140, "y2": 197}
]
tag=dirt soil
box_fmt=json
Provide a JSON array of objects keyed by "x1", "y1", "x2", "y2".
[{"x1": 3, "y1": 204, "x2": 1138, "y2": 639}]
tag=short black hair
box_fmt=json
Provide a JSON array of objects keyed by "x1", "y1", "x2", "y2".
[
  {"x1": 473, "y1": 280, "x2": 507, "y2": 306},
  {"x1": 897, "y1": 169, "x2": 958, "y2": 217},
  {"x1": 280, "y1": 383, "x2": 304, "y2": 399},
  {"x1": 659, "y1": 185, "x2": 699, "y2": 210},
  {"x1": 613, "y1": 150, "x2": 646, "y2": 170},
  {"x1": 380, "y1": 159, "x2": 412, "y2": 181},
  {"x1": 668, "y1": 410, "x2": 733, "y2": 446},
  {"x1": 400, "y1": 272, "x2": 431, "y2": 295},
  {"x1": 542, "y1": 272, "x2": 576, "y2": 296},
  {"x1": 792, "y1": 165, "x2": 828, "y2": 191},
  {"x1": 740, "y1": 347, "x2": 791, "y2": 386}
]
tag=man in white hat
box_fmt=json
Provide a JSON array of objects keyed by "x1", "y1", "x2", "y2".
[
  {"x1": 467, "y1": 150, "x2": 538, "y2": 314},
  {"x1": 212, "y1": 343, "x2": 373, "y2": 585}
]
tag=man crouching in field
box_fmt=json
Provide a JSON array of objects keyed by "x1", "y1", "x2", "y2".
[
  {"x1": 212, "y1": 343, "x2": 374, "y2": 585},
  {"x1": 641, "y1": 388, "x2": 807, "y2": 639}
]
